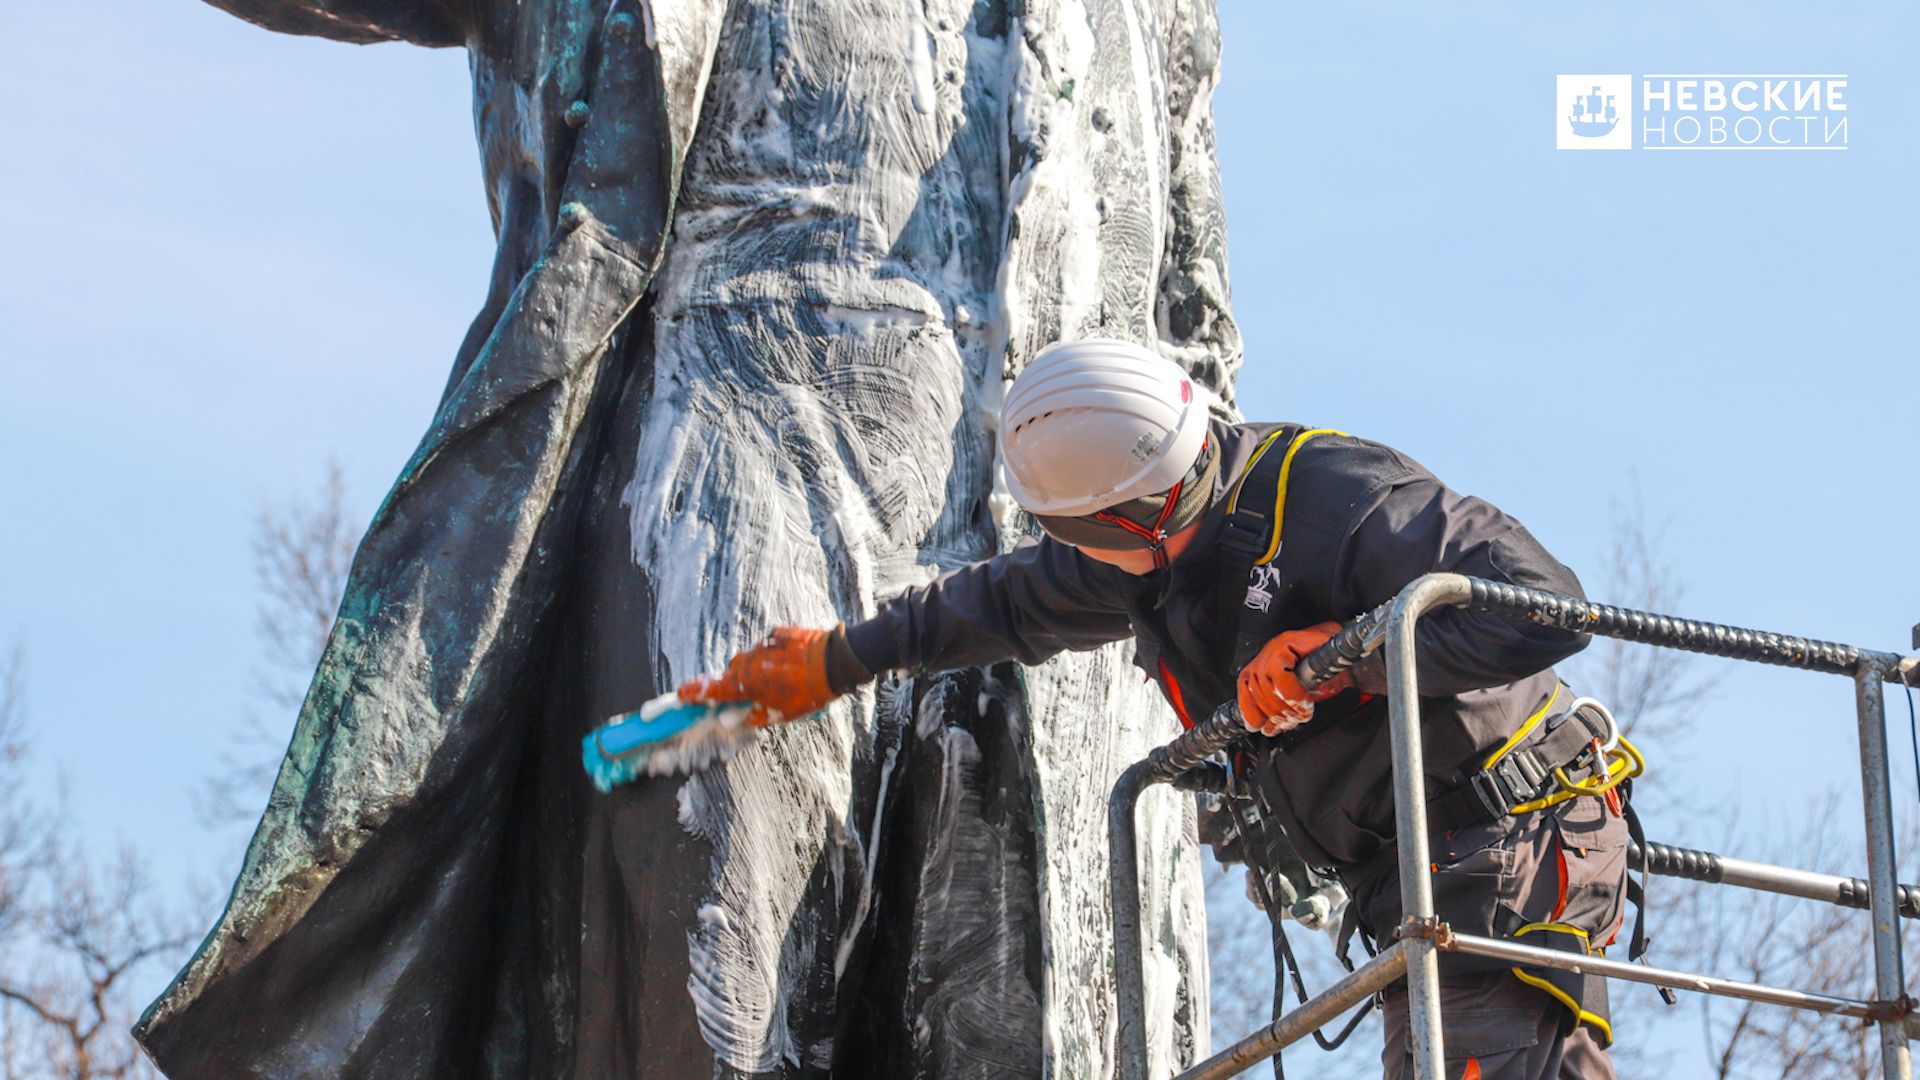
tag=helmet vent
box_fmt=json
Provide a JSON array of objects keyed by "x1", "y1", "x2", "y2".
[{"x1": 996, "y1": 338, "x2": 1206, "y2": 516}]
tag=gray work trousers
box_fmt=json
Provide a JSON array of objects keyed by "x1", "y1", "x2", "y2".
[
  {"x1": 1373, "y1": 792, "x2": 1629, "y2": 1080},
  {"x1": 1381, "y1": 971, "x2": 1615, "y2": 1080}
]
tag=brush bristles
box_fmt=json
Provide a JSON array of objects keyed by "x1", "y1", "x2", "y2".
[{"x1": 584, "y1": 706, "x2": 759, "y2": 791}]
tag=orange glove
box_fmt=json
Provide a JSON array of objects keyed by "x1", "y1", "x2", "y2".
[
  {"x1": 1237, "y1": 621, "x2": 1354, "y2": 737},
  {"x1": 678, "y1": 626, "x2": 839, "y2": 726}
]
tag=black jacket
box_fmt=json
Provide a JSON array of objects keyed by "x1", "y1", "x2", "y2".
[{"x1": 846, "y1": 419, "x2": 1588, "y2": 878}]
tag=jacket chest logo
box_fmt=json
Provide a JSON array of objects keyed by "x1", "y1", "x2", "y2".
[{"x1": 1245, "y1": 563, "x2": 1284, "y2": 612}]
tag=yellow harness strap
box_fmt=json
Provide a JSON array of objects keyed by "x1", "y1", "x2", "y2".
[
  {"x1": 1223, "y1": 427, "x2": 1349, "y2": 567},
  {"x1": 1508, "y1": 923, "x2": 1615, "y2": 1044}
]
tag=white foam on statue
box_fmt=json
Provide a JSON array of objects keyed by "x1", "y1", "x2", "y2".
[{"x1": 621, "y1": 0, "x2": 1231, "y2": 1072}]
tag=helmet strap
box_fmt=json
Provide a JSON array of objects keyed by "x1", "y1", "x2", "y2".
[
  {"x1": 1094, "y1": 476, "x2": 1186, "y2": 572},
  {"x1": 1085, "y1": 436, "x2": 1212, "y2": 572}
]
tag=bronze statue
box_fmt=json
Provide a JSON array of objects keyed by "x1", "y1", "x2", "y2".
[{"x1": 139, "y1": 0, "x2": 1240, "y2": 1074}]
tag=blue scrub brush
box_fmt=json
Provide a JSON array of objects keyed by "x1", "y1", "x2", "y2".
[{"x1": 581, "y1": 691, "x2": 761, "y2": 791}]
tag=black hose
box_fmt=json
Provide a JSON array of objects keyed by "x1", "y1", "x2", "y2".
[
  {"x1": 1293, "y1": 600, "x2": 1393, "y2": 691},
  {"x1": 1143, "y1": 704, "x2": 1249, "y2": 783},
  {"x1": 1466, "y1": 579, "x2": 1862, "y2": 675},
  {"x1": 1110, "y1": 762, "x2": 1154, "y2": 1077},
  {"x1": 1630, "y1": 840, "x2": 1725, "y2": 883},
  {"x1": 1630, "y1": 839, "x2": 1920, "y2": 919},
  {"x1": 1172, "y1": 575, "x2": 1881, "y2": 793}
]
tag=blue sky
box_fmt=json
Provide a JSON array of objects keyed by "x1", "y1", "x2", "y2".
[{"x1": 0, "y1": 0, "x2": 1914, "y2": 1064}]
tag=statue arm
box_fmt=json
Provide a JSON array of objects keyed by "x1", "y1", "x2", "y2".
[
  {"x1": 200, "y1": 0, "x2": 470, "y2": 47},
  {"x1": 1157, "y1": 0, "x2": 1243, "y2": 406}
]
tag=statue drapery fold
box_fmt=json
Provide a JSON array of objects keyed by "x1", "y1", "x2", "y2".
[
  {"x1": 138, "y1": 1, "x2": 730, "y2": 1071},
  {"x1": 141, "y1": 0, "x2": 1233, "y2": 1075}
]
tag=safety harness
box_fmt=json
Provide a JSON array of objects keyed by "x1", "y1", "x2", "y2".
[
  {"x1": 1204, "y1": 425, "x2": 1659, "y2": 1053},
  {"x1": 1211, "y1": 426, "x2": 1342, "y2": 655},
  {"x1": 1430, "y1": 687, "x2": 1646, "y2": 833}
]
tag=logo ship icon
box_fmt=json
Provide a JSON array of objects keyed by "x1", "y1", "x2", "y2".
[{"x1": 1568, "y1": 85, "x2": 1619, "y2": 137}]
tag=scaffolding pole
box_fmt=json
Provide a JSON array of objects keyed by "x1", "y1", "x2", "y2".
[
  {"x1": 1855, "y1": 656, "x2": 1913, "y2": 1080},
  {"x1": 1630, "y1": 839, "x2": 1920, "y2": 918},
  {"x1": 1382, "y1": 574, "x2": 1469, "y2": 1079},
  {"x1": 1109, "y1": 573, "x2": 1920, "y2": 1080},
  {"x1": 1173, "y1": 942, "x2": 1409, "y2": 1080},
  {"x1": 1437, "y1": 930, "x2": 1889, "y2": 1020}
]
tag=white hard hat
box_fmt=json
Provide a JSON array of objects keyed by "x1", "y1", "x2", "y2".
[{"x1": 999, "y1": 339, "x2": 1208, "y2": 517}]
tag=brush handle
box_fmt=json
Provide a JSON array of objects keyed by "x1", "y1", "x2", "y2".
[{"x1": 592, "y1": 701, "x2": 712, "y2": 757}]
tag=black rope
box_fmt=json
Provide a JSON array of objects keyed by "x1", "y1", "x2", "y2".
[
  {"x1": 1272, "y1": 914, "x2": 1375, "y2": 1051},
  {"x1": 1242, "y1": 864, "x2": 1288, "y2": 1080},
  {"x1": 1241, "y1": 863, "x2": 1289, "y2": 1080},
  {"x1": 1242, "y1": 863, "x2": 1374, "y2": 1080},
  {"x1": 1902, "y1": 663, "x2": 1920, "y2": 812}
]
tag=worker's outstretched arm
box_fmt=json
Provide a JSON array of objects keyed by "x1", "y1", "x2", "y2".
[
  {"x1": 845, "y1": 537, "x2": 1137, "y2": 676},
  {"x1": 683, "y1": 537, "x2": 1135, "y2": 717},
  {"x1": 1336, "y1": 478, "x2": 1589, "y2": 697}
]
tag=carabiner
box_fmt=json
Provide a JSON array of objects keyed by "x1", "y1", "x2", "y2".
[
  {"x1": 1553, "y1": 737, "x2": 1639, "y2": 799},
  {"x1": 1564, "y1": 696, "x2": 1621, "y2": 755}
]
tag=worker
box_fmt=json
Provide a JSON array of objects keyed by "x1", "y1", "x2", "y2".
[{"x1": 683, "y1": 338, "x2": 1635, "y2": 1080}]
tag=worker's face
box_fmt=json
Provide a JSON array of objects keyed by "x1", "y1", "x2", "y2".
[{"x1": 1073, "y1": 520, "x2": 1204, "y2": 576}]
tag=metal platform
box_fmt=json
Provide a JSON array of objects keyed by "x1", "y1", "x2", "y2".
[{"x1": 1110, "y1": 573, "x2": 1920, "y2": 1080}]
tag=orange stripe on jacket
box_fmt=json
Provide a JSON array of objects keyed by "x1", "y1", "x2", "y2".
[{"x1": 1158, "y1": 658, "x2": 1194, "y2": 729}]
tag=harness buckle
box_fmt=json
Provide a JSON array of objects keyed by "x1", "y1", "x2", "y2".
[
  {"x1": 1490, "y1": 754, "x2": 1546, "y2": 809},
  {"x1": 1467, "y1": 770, "x2": 1513, "y2": 821}
]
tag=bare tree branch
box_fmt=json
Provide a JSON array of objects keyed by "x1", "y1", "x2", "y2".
[
  {"x1": 0, "y1": 652, "x2": 189, "y2": 1080},
  {"x1": 1571, "y1": 485, "x2": 1725, "y2": 749},
  {"x1": 1657, "y1": 792, "x2": 1919, "y2": 1080},
  {"x1": 0, "y1": 646, "x2": 36, "y2": 943},
  {"x1": 0, "y1": 465, "x2": 360, "y2": 1079},
  {"x1": 0, "y1": 987, "x2": 73, "y2": 1045},
  {"x1": 0, "y1": 843, "x2": 191, "y2": 1078},
  {"x1": 249, "y1": 460, "x2": 357, "y2": 711},
  {"x1": 196, "y1": 461, "x2": 360, "y2": 828}
]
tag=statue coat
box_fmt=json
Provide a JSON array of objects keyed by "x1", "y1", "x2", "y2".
[{"x1": 138, "y1": 0, "x2": 1241, "y2": 1075}]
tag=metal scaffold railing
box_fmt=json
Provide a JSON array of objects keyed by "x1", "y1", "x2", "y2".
[{"x1": 1110, "y1": 573, "x2": 1920, "y2": 1080}]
